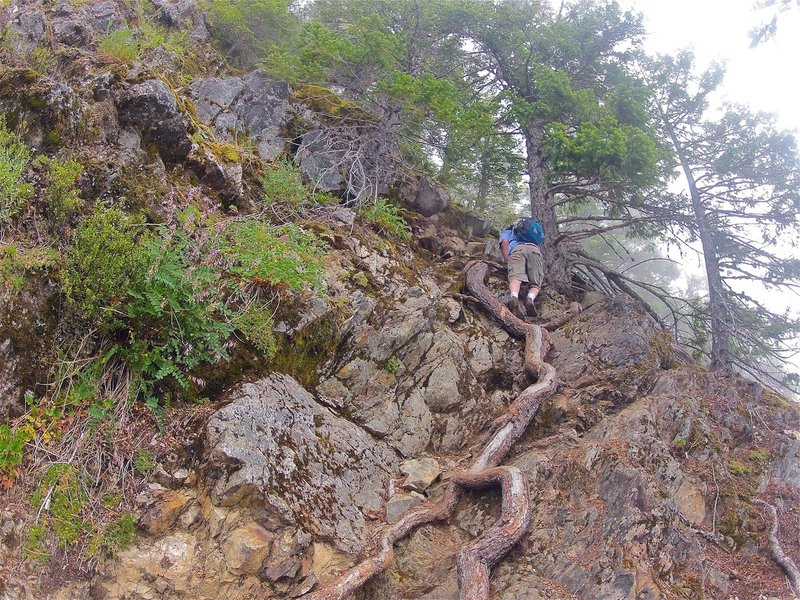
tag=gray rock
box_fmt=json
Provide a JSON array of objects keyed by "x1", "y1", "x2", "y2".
[
  {"x1": 118, "y1": 79, "x2": 193, "y2": 163},
  {"x1": 189, "y1": 77, "x2": 245, "y2": 123},
  {"x1": 772, "y1": 439, "x2": 800, "y2": 490},
  {"x1": 423, "y1": 357, "x2": 462, "y2": 413},
  {"x1": 400, "y1": 457, "x2": 441, "y2": 492},
  {"x1": 297, "y1": 129, "x2": 346, "y2": 191},
  {"x1": 50, "y1": 3, "x2": 91, "y2": 47},
  {"x1": 11, "y1": 8, "x2": 46, "y2": 50},
  {"x1": 150, "y1": 0, "x2": 197, "y2": 27},
  {"x1": 189, "y1": 70, "x2": 290, "y2": 161},
  {"x1": 205, "y1": 374, "x2": 399, "y2": 554},
  {"x1": 413, "y1": 176, "x2": 449, "y2": 216},
  {"x1": 49, "y1": 1, "x2": 124, "y2": 47},
  {"x1": 0, "y1": 340, "x2": 21, "y2": 418},
  {"x1": 386, "y1": 492, "x2": 425, "y2": 524}
]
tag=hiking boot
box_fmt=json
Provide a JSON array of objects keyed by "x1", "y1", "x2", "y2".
[
  {"x1": 524, "y1": 297, "x2": 537, "y2": 317},
  {"x1": 500, "y1": 295, "x2": 525, "y2": 319}
]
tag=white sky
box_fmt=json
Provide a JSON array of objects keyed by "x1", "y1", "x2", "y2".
[{"x1": 622, "y1": 0, "x2": 800, "y2": 133}]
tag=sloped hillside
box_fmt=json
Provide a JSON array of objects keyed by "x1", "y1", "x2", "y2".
[{"x1": 0, "y1": 2, "x2": 799, "y2": 600}]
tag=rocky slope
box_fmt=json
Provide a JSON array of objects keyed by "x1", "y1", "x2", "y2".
[{"x1": 0, "y1": 2, "x2": 799, "y2": 600}]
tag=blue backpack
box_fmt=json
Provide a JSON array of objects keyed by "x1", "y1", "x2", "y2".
[{"x1": 512, "y1": 217, "x2": 544, "y2": 246}]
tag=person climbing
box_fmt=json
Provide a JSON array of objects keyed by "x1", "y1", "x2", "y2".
[{"x1": 498, "y1": 217, "x2": 544, "y2": 318}]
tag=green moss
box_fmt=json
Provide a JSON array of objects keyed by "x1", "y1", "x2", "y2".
[
  {"x1": 103, "y1": 512, "x2": 136, "y2": 555},
  {"x1": 267, "y1": 309, "x2": 343, "y2": 388},
  {"x1": 84, "y1": 512, "x2": 136, "y2": 558},
  {"x1": 22, "y1": 524, "x2": 49, "y2": 563},
  {"x1": 233, "y1": 303, "x2": 277, "y2": 358},
  {"x1": 0, "y1": 244, "x2": 60, "y2": 293},
  {"x1": 649, "y1": 331, "x2": 674, "y2": 368},
  {"x1": 749, "y1": 448, "x2": 770, "y2": 462},
  {"x1": 729, "y1": 459, "x2": 750, "y2": 476},
  {"x1": 352, "y1": 271, "x2": 370, "y2": 288},
  {"x1": 291, "y1": 84, "x2": 376, "y2": 122},
  {"x1": 209, "y1": 140, "x2": 240, "y2": 163},
  {"x1": 31, "y1": 464, "x2": 87, "y2": 549},
  {"x1": 718, "y1": 510, "x2": 749, "y2": 549}
]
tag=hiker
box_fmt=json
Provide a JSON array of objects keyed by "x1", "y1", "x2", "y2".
[{"x1": 498, "y1": 217, "x2": 544, "y2": 318}]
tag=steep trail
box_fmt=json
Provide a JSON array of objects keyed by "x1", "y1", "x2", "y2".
[{"x1": 304, "y1": 260, "x2": 575, "y2": 600}]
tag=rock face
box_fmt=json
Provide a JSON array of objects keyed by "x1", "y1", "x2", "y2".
[
  {"x1": 205, "y1": 373, "x2": 399, "y2": 554},
  {"x1": 118, "y1": 79, "x2": 193, "y2": 163},
  {"x1": 189, "y1": 70, "x2": 291, "y2": 161}
]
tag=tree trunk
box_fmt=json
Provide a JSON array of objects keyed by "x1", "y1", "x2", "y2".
[
  {"x1": 476, "y1": 150, "x2": 491, "y2": 214},
  {"x1": 664, "y1": 119, "x2": 733, "y2": 370},
  {"x1": 524, "y1": 118, "x2": 573, "y2": 295}
]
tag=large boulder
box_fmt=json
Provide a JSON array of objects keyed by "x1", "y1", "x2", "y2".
[
  {"x1": 118, "y1": 79, "x2": 193, "y2": 163},
  {"x1": 49, "y1": 1, "x2": 125, "y2": 48},
  {"x1": 205, "y1": 374, "x2": 399, "y2": 554},
  {"x1": 189, "y1": 70, "x2": 291, "y2": 161}
]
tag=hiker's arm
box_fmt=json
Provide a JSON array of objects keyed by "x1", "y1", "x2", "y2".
[{"x1": 500, "y1": 239, "x2": 510, "y2": 263}]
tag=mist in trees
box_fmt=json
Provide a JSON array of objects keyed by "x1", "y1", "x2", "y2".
[{"x1": 646, "y1": 51, "x2": 800, "y2": 391}]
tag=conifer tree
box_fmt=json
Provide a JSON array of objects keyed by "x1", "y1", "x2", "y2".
[{"x1": 647, "y1": 52, "x2": 800, "y2": 388}]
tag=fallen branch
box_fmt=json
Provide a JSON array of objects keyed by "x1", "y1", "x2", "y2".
[
  {"x1": 753, "y1": 498, "x2": 800, "y2": 594},
  {"x1": 302, "y1": 260, "x2": 558, "y2": 600}
]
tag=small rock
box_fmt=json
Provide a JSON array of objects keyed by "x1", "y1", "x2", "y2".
[
  {"x1": 386, "y1": 492, "x2": 425, "y2": 524},
  {"x1": 441, "y1": 298, "x2": 462, "y2": 323},
  {"x1": 139, "y1": 490, "x2": 193, "y2": 536},
  {"x1": 222, "y1": 524, "x2": 273, "y2": 575},
  {"x1": 399, "y1": 457, "x2": 442, "y2": 493}
]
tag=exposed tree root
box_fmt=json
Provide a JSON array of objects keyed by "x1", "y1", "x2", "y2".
[
  {"x1": 753, "y1": 498, "x2": 800, "y2": 594},
  {"x1": 303, "y1": 260, "x2": 559, "y2": 600}
]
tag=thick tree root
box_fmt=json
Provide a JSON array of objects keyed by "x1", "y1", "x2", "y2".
[
  {"x1": 753, "y1": 498, "x2": 800, "y2": 594},
  {"x1": 303, "y1": 261, "x2": 557, "y2": 600}
]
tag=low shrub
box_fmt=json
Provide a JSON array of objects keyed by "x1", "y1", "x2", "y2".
[
  {"x1": 63, "y1": 206, "x2": 145, "y2": 321},
  {"x1": 0, "y1": 116, "x2": 33, "y2": 226},
  {"x1": 223, "y1": 219, "x2": 327, "y2": 294},
  {"x1": 359, "y1": 198, "x2": 411, "y2": 240},
  {"x1": 98, "y1": 28, "x2": 141, "y2": 63},
  {"x1": 261, "y1": 160, "x2": 307, "y2": 208}
]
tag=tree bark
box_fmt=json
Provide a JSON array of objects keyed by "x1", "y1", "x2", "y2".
[
  {"x1": 663, "y1": 116, "x2": 734, "y2": 370},
  {"x1": 523, "y1": 118, "x2": 574, "y2": 295}
]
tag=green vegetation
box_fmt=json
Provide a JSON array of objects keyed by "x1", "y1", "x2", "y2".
[
  {"x1": 133, "y1": 449, "x2": 154, "y2": 476},
  {"x1": 728, "y1": 459, "x2": 751, "y2": 476},
  {"x1": 31, "y1": 464, "x2": 87, "y2": 549},
  {"x1": 359, "y1": 198, "x2": 411, "y2": 240},
  {"x1": 101, "y1": 512, "x2": 136, "y2": 555},
  {"x1": 122, "y1": 227, "x2": 234, "y2": 402},
  {"x1": 32, "y1": 155, "x2": 84, "y2": 224},
  {"x1": 0, "y1": 116, "x2": 33, "y2": 226},
  {"x1": 223, "y1": 220, "x2": 327, "y2": 294},
  {"x1": 233, "y1": 303, "x2": 278, "y2": 358},
  {"x1": 386, "y1": 356, "x2": 400, "y2": 374},
  {"x1": 206, "y1": 0, "x2": 299, "y2": 68},
  {"x1": 21, "y1": 524, "x2": 49, "y2": 563},
  {"x1": 98, "y1": 28, "x2": 141, "y2": 63},
  {"x1": 0, "y1": 243, "x2": 60, "y2": 293},
  {"x1": 0, "y1": 424, "x2": 31, "y2": 476},
  {"x1": 261, "y1": 160, "x2": 308, "y2": 208},
  {"x1": 64, "y1": 207, "x2": 144, "y2": 320}
]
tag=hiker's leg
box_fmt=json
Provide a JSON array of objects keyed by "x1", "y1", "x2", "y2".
[
  {"x1": 522, "y1": 246, "x2": 544, "y2": 315},
  {"x1": 507, "y1": 251, "x2": 529, "y2": 299}
]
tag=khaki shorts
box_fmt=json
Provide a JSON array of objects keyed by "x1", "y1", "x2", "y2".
[{"x1": 508, "y1": 244, "x2": 544, "y2": 287}]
